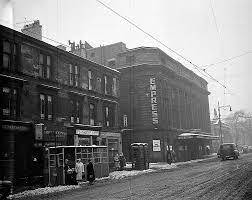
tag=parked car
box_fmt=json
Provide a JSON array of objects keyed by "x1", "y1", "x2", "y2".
[{"x1": 217, "y1": 143, "x2": 239, "y2": 161}]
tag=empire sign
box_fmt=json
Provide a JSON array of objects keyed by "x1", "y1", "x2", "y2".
[{"x1": 150, "y1": 77, "x2": 158, "y2": 124}]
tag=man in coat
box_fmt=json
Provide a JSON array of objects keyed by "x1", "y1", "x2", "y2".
[
  {"x1": 75, "y1": 159, "x2": 84, "y2": 183},
  {"x1": 86, "y1": 159, "x2": 95, "y2": 185}
]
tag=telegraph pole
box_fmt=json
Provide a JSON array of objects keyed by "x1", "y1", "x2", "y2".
[
  {"x1": 217, "y1": 102, "x2": 232, "y2": 145},
  {"x1": 218, "y1": 101, "x2": 223, "y2": 144}
]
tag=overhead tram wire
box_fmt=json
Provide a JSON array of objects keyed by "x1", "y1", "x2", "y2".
[
  {"x1": 95, "y1": 0, "x2": 228, "y2": 89},
  {"x1": 202, "y1": 51, "x2": 252, "y2": 70}
]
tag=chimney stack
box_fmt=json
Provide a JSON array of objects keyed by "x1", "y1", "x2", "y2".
[{"x1": 21, "y1": 20, "x2": 42, "y2": 41}]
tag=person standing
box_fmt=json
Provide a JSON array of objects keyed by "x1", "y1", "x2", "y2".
[
  {"x1": 75, "y1": 159, "x2": 84, "y2": 183},
  {"x1": 64, "y1": 159, "x2": 71, "y2": 185},
  {"x1": 114, "y1": 154, "x2": 120, "y2": 170},
  {"x1": 86, "y1": 159, "x2": 95, "y2": 185},
  {"x1": 119, "y1": 153, "x2": 126, "y2": 171}
]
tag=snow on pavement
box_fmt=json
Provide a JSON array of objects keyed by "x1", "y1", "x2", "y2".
[
  {"x1": 109, "y1": 169, "x2": 155, "y2": 180},
  {"x1": 9, "y1": 156, "x2": 216, "y2": 199},
  {"x1": 8, "y1": 185, "x2": 80, "y2": 199}
]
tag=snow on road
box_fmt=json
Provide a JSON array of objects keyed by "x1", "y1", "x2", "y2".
[{"x1": 9, "y1": 156, "x2": 215, "y2": 199}]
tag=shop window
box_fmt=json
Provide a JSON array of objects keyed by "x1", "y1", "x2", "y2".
[
  {"x1": 38, "y1": 53, "x2": 51, "y2": 79},
  {"x1": 2, "y1": 87, "x2": 18, "y2": 118},
  {"x1": 40, "y1": 94, "x2": 53, "y2": 120}
]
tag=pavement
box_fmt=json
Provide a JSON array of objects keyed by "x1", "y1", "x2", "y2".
[{"x1": 8, "y1": 153, "x2": 218, "y2": 200}]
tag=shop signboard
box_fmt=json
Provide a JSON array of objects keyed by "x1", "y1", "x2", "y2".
[
  {"x1": 153, "y1": 140, "x2": 161, "y2": 151},
  {"x1": 76, "y1": 129, "x2": 99, "y2": 136}
]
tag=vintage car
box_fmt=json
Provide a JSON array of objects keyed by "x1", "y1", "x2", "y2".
[{"x1": 217, "y1": 143, "x2": 239, "y2": 161}]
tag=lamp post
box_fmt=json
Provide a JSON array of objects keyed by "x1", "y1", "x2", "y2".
[{"x1": 217, "y1": 101, "x2": 232, "y2": 144}]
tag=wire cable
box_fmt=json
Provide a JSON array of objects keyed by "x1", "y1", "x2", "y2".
[
  {"x1": 95, "y1": 0, "x2": 228, "y2": 89},
  {"x1": 202, "y1": 51, "x2": 252, "y2": 70}
]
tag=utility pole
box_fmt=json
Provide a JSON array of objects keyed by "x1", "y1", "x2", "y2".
[
  {"x1": 217, "y1": 102, "x2": 232, "y2": 145},
  {"x1": 218, "y1": 101, "x2": 223, "y2": 144}
]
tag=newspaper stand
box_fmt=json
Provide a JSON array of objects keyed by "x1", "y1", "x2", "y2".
[
  {"x1": 131, "y1": 143, "x2": 149, "y2": 170},
  {"x1": 48, "y1": 145, "x2": 109, "y2": 186}
]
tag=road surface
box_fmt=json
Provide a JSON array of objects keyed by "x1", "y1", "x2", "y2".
[{"x1": 48, "y1": 153, "x2": 252, "y2": 200}]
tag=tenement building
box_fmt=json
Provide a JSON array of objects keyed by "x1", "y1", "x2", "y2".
[
  {"x1": 0, "y1": 24, "x2": 121, "y2": 172},
  {"x1": 117, "y1": 47, "x2": 212, "y2": 162}
]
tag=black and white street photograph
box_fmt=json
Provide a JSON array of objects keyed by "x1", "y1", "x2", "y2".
[{"x1": 0, "y1": 0, "x2": 252, "y2": 199}]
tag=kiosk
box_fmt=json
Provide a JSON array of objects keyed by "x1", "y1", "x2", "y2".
[
  {"x1": 131, "y1": 143, "x2": 149, "y2": 170},
  {"x1": 47, "y1": 145, "x2": 109, "y2": 186}
]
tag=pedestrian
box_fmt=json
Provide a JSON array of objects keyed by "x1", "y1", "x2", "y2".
[
  {"x1": 86, "y1": 159, "x2": 95, "y2": 185},
  {"x1": 119, "y1": 153, "x2": 126, "y2": 171},
  {"x1": 75, "y1": 158, "x2": 84, "y2": 183},
  {"x1": 64, "y1": 158, "x2": 77, "y2": 185},
  {"x1": 167, "y1": 149, "x2": 172, "y2": 165},
  {"x1": 64, "y1": 159, "x2": 71, "y2": 185},
  {"x1": 114, "y1": 153, "x2": 120, "y2": 170},
  {"x1": 171, "y1": 150, "x2": 177, "y2": 163}
]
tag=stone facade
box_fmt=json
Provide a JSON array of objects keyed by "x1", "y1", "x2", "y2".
[
  {"x1": 118, "y1": 47, "x2": 211, "y2": 162},
  {"x1": 0, "y1": 24, "x2": 121, "y2": 148}
]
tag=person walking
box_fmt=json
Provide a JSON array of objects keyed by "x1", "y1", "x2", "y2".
[
  {"x1": 114, "y1": 153, "x2": 120, "y2": 170},
  {"x1": 86, "y1": 159, "x2": 95, "y2": 185},
  {"x1": 75, "y1": 159, "x2": 84, "y2": 183},
  {"x1": 119, "y1": 153, "x2": 126, "y2": 171}
]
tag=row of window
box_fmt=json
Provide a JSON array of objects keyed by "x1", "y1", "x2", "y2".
[
  {"x1": 1, "y1": 40, "x2": 119, "y2": 97},
  {"x1": 39, "y1": 94, "x2": 115, "y2": 127}
]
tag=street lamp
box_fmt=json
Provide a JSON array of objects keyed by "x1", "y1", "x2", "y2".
[{"x1": 217, "y1": 101, "x2": 232, "y2": 144}]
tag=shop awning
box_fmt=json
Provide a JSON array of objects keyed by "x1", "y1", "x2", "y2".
[{"x1": 178, "y1": 132, "x2": 219, "y2": 140}]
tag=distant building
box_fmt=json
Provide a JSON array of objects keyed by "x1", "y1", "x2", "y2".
[
  {"x1": 71, "y1": 41, "x2": 127, "y2": 68},
  {"x1": 21, "y1": 20, "x2": 42, "y2": 41}
]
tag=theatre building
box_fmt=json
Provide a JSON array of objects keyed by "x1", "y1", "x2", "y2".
[
  {"x1": 117, "y1": 47, "x2": 212, "y2": 162},
  {"x1": 0, "y1": 23, "x2": 121, "y2": 185}
]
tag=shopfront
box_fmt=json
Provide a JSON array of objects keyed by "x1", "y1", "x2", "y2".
[{"x1": 0, "y1": 120, "x2": 35, "y2": 187}]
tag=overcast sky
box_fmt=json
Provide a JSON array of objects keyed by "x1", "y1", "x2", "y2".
[{"x1": 2, "y1": 0, "x2": 252, "y2": 118}]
